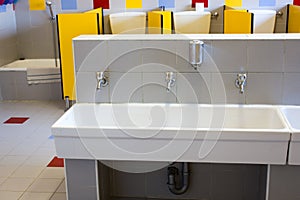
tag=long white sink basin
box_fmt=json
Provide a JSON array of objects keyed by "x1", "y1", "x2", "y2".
[
  {"x1": 280, "y1": 107, "x2": 300, "y2": 165},
  {"x1": 52, "y1": 104, "x2": 290, "y2": 164}
]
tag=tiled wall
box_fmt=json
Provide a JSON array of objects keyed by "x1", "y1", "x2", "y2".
[
  {"x1": 74, "y1": 38, "x2": 300, "y2": 105},
  {"x1": 14, "y1": 0, "x2": 93, "y2": 59},
  {"x1": 10, "y1": 0, "x2": 293, "y2": 59},
  {"x1": 0, "y1": 71, "x2": 61, "y2": 101},
  {"x1": 0, "y1": 4, "x2": 18, "y2": 66}
]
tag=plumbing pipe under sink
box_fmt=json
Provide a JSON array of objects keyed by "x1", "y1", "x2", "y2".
[{"x1": 167, "y1": 162, "x2": 190, "y2": 195}]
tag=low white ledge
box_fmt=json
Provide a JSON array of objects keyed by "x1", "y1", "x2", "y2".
[{"x1": 73, "y1": 33, "x2": 300, "y2": 41}]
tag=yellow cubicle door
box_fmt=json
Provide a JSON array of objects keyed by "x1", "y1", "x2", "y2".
[
  {"x1": 148, "y1": 11, "x2": 172, "y2": 34},
  {"x1": 148, "y1": 12, "x2": 163, "y2": 34},
  {"x1": 85, "y1": 8, "x2": 104, "y2": 34},
  {"x1": 57, "y1": 13, "x2": 99, "y2": 101},
  {"x1": 288, "y1": 5, "x2": 300, "y2": 33},
  {"x1": 224, "y1": 10, "x2": 253, "y2": 34}
]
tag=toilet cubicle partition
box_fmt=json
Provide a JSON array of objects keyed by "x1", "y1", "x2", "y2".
[
  {"x1": 85, "y1": 8, "x2": 105, "y2": 35},
  {"x1": 224, "y1": 9, "x2": 253, "y2": 34},
  {"x1": 148, "y1": 11, "x2": 173, "y2": 34},
  {"x1": 57, "y1": 8, "x2": 104, "y2": 101},
  {"x1": 287, "y1": 4, "x2": 300, "y2": 33}
]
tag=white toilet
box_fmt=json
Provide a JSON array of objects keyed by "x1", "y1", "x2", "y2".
[
  {"x1": 173, "y1": 11, "x2": 211, "y2": 34},
  {"x1": 248, "y1": 10, "x2": 276, "y2": 33},
  {"x1": 109, "y1": 12, "x2": 146, "y2": 34}
]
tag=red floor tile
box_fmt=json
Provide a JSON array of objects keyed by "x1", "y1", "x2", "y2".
[
  {"x1": 4, "y1": 117, "x2": 29, "y2": 124},
  {"x1": 47, "y1": 156, "x2": 64, "y2": 167}
]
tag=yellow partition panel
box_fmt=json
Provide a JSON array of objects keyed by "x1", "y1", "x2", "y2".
[
  {"x1": 288, "y1": 5, "x2": 300, "y2": 33},
  {"x1": 57, "y1": 13, "x2": 99, "y2": 100},
  {"x1": 148, "y1": 11, "x2": 172, "y2": 34},
  {"x1": 156, "y1": 11, "x2": 172, "y2": 34},
  {"x1": 224, "y1": 10, "x2": 252, "y2": 34},
  {"x1": 85, "y1": 8, "x2": 104, "y2": 34},
  {"x1": 148, "y1": 12, "x2": 163, "y2": 34}
]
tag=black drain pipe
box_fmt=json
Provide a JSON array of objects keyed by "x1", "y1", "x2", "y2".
[{"x1": 167, "y1": 162, "x2": 190, "y2": 195}]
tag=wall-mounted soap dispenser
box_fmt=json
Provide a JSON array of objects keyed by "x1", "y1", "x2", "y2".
[{"x1": 189, "y1": 40, "x2": 204, "y2": 70}]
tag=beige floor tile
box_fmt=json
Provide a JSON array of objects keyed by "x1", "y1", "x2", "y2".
[
  {"x1": 0, "y1": 177, "x2": 34, "y2": 192},
  {"x1": 0, "y1": 191, "x2": 23, "y2": 200},
  {"x1": 56, "y1": 180, "x2": 66, "y2": 193},
  {"x1": 50, "y1": 192, "x2": 67, "y2": 200},
  {"x1": 27, "y1": 178, "x2": 62, "y2": 193},
  {"x1": 0, "y1": 178, "x2": 6, "y2": 185},
  {"x1": 0, "y1": 165, "x2": 18, "y2": 178},
  {"x1": 39, "y1": 168, "x2": 65, "y2": 179},
  {"x1": 23, "y1": 155, "x2": 53, "y2": 166},
  {"x1": 11, "y1": 166, "x2": 44, "y2": 178},
  {"x1": 19, "y1": 192, "x2": 53, "y2": 200},
  {"x1": 0, "y1": 155, "x2": 28, "y2": 166}
]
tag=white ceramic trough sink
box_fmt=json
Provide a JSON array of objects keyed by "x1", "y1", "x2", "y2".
[
  {"x1": 52, "y1": 103, "x2": 290, "y2": 164},
  {"x1": 280, "y1": 107, "x2": 300, "y2": 165}
]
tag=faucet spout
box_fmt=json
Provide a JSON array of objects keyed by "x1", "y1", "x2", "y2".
[
  {"x1": 235, "y1": 73, "x2": 247, "y2": 94},
  {"x1": 96, "y1": 72, "x2": 108, "y2": 90},
  {"x1": 165, "y1": 72, "x2": 175, "y2": 93}
]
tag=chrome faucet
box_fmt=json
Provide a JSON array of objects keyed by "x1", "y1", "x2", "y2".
[
  {"x1": 96, "y1": 72, "x2": 108, "y2": 90},
  {"x1": 235, "y1": 73, "x2": 247, "y2": 94},
  {"x1": 165, "y1": 72, "x2": 175, "y2": 92}
]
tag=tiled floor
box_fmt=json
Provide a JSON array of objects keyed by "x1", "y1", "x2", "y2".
[{"x1": 0, "y1": 101, "x2": 66, "y2": 200}]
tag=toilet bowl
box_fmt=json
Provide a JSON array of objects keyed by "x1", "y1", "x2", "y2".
[
  {"x1": 248, "y1": 10, "x2": 276, "y2": 33},
  {"x1": 173, "y1": 11, "x2": 211, "y2": 34},
  {"x1": 109, "y1": 12, "x2": 146, "y2": 34}
]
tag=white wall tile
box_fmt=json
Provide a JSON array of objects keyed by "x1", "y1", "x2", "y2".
[
  {"x1": 141, "y1": 63, "x2": 176, "y2": 73},
  {"x1": 285, "y1": 40, "x2": 300, "y2": 72},
  {"x1": 77, "y1": 0, "x2": 93, "y2": 11},
  {"x1": 143, "y1": 41, "x2": 176, "y2": 52},
  {"x1": 74, "y1": 41, "x2": 108, "y2": 72},
  {"x1": 108, "y1": 50, "x2": 143, "y2": 73},
  {"x1": 76, "y1": 72, "x2": 110, "y2": 103},
  {"x1": 175, "y1": 0, "x2": 194, "y2": 11},
  {"x1": 29, "y1": 11, "x2": 48, "y2": 27},
  {"x1": 212, "y1": 73, "x2": 246, "y2": 104},
  {"x1": 142, "y1": 72, "x2": 177, "y2": 103},
  {"x1": 110, "y1": 72, "x2": 143, "y2": 103},
  {"x1": 243, "y1": 0, "x2": 259, "y2": 9},
  {"x1": 109, "y1": 0, "x2": 126, "y2": 9},
  {"x1": 247, "y1": 41, "x2": 284, "y2": 72},
  {"x1": 283, "y1": 73, "x2": 300, "y2": 105},
  {"x1": 176, "y1": 73, "x2": 211, "y2": 103},
  {"x1": 212, "y1": 41, "x2": 247, "y2": 72},
  {"x1": 108, "y1": 40, "x2": 143, "y2": 64},
  {"x1": 246, "y1": 73, "x2": 283, "y2": 104},
  {"x1": 142, "y1": 41, "x2": 177, "y2": 71}
]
